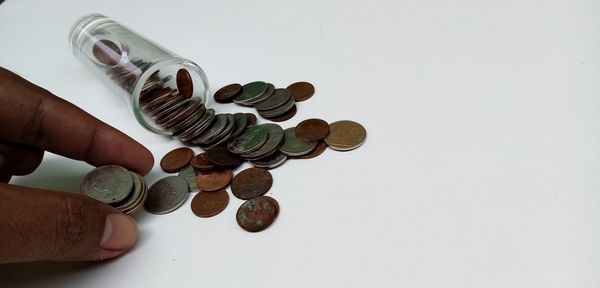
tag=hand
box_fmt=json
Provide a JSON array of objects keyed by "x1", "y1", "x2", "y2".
[{"x1": 0, "y1": 67, "x2": 154, "y2": 263}]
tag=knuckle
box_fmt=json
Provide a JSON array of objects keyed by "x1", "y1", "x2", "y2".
[{"x1": 53, "y1": 197, "x2": 87, "y2": 256}]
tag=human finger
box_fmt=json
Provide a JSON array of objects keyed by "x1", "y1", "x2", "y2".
[
  {"x1": 0, "y1": 141, "x2": 44, "y2": 176},
  {"x1": 0, "y1": 67, "x2": 154, "y2": 175},
  {"x1": 0, "y1": 183, "x2": 138, "y2": 263}
]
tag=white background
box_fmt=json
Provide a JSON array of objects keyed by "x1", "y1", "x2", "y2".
[{"x1": 0, "y1": 0, "x2": 599, "y2": 287}]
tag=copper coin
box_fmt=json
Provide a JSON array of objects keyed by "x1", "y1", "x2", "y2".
[
  {"x1": 190, "y1": 153, "x2": 215, "y2": 172},
  {"x1": 205, "y1": 147, "x2": 244, "y2": 169},
  {"x1": 191, "y1": 189, "x2": 229, "y2": 218},
  {"x1": 196, "y1": 170, "x2": 233, "y2": 192},
  {"x1": 298, "y1": 141, "x2": 328, "y2": 159},
  {"x1": 287, "y1": 82, "x2": 314, "y2": 102},
  {"x1": 160, "y1": 147, "x2": 194, "y2": 173},
  {"x1": 214, "y1": 83, "x2": 242, "y2": 103},
  {"x1": 324, "y1": 120, "x2": 367, "y2": 151},
  {"x1": 92, "y1": 39, "x2": 121, "y2": 65},
  {"x1": 236, "y1": 196, "x2": 279, "y2": 232},
  {"x1": 176, "y1": 69, "x2": 194, "y2": 98},
  {"x1": 264, "y1": 105, "x2": 297, "y2": 122},
  {"x1": 295, "y1": 118, "x2": 330, "y2": 142},
  {"x1": 246, "y1": 113, "x2": 258, "y2": 126},
  {"x1": 231, "y1": 168, "x2": 273, "y2": 200}
]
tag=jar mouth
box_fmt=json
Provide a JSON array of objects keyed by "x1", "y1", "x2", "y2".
[{"x1": 131, "y1": 57, "x2": 210, "y2": 135}]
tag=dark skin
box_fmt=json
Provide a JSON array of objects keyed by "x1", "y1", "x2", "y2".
[{"x1": 0, "y1": 67, "x2": 154, "y2": 263}]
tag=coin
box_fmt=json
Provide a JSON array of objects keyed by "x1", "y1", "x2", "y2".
[
  {"x1": 200, "y1": 114, "x2": 235, "y2": 149},
  {"x1": 214, "y1": 83, "x2": 242, "y2": 103},
  {"x1": 205, "y1": 147, "x2": 244, "y2": 169},
  {"x1": 170, "y1": 103, "x2": 207, "y2": 133},
  {"x1": 191, "y1": 189, "x2": 229, "y2": 218},
  {"x1": 196, "y1": 170, "x2": 233, "y2": 192},
  {"x1": 178, "y1": 165, "x2": 198, "y2": 192},
  {"x1": 246, "y1": 113, "x2": 257, "y2": 126},
  {"x1": 241, "y1": 123, "x2": 284, "y2": 160},
  {"x1": 176, "y1": 69, "x2": 194, "y2": 98},
  {"x1": 190, "y1": 153, "x2": 215, "y2": 172},
  {"x1": 176, "y1": 107, "x2": 211, "y2": 141},
  {"x1": 122, "y1": 172, "x2": 147, "y2": 215},
  {"x1": 298, "y1": 141, "x2": 327, "y2": 159},
  {"x1": 92, "y1": 39, "x2": 121, "y2": 66},
  {"x1": 114, "y1": 172, "x2": 147, "y2": 214},
  {"x1": 231, "y1": 168, "x2": 273, "y2": 200},
  {"x1": 324, "y1": 120, "x2": 367, "y2": 151},
  {"x1": 279, "y1": 127, "x2": 318, "y2": 156},
  {"x1": 264, "y1": 105, "x2": 297, "y2": 122},
  {"x1": 235, "y1": 81, "x2": 268, "y2": 104},
  {"x1": 254, "y1": 88, "x2": 292, "y2": 111},
  {"x1": 159, "y1": 99, "x2": 201, "y2": 129},
  {"x1": 245, "y1": 83, "x2": 275, "y2": 105},
  {"x1": 144, "y1": 176, "x2": 189, "y2": 215},
  {"x1": 287, "y1": 81, "x2": 314, "y2": 102},
  {"x1": 160, "y1": 147, "x2": 195, "y2": 173},
  {"x1": 230, "y1": 113, "x2": 248, "y2": 138},
  {"x1": 227, "y1": 125, "x2": 269, "y2": 154},
  {"x1": 295, "y1": 118, "x2": 330, "y2": 142},
  {"x1": 179, "y1": 109, "x2": 216, "y2": 142},
  {"x1": 250, "y1": 152, "x2": 288, "y2": 169},
  {"x1": 257, "y1": 95, "x2": 295, "y2": 118},
  {"x1": 81, "y1": 165, "x2": 134, "y2": 204},
  {"x1": 236, "y1": 196, "x2": 279, "y2": 232},
  {"x1": 192, "y1": 113, "x2": 228, "y2": 144}
]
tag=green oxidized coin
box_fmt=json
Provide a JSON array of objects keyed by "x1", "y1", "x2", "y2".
[
  {"x1": 227, "y1": 125, "x2": 269, "y2": 154},
  {"x1": 235, "y1": 81, "x2": 268, "y2": 103},
  {"x1": 279, "y1": 127, "x2": 318, "y2": 157}
]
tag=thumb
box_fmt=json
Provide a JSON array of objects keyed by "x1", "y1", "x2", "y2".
[{"x1": 0, "y1": 183, "x2": 137, "y2": 263}]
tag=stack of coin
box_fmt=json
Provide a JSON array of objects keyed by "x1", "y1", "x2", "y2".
[
  {"x1": 214, "y1": 81, "x2": 315, "y2": 122},
  {"x1": 80, "y1": 165, "x2": 148, "y2": 215}
]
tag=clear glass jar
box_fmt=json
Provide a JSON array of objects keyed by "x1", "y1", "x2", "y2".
[{"x1": 68, "y1": 14, "x2": 210, "y2": 135}]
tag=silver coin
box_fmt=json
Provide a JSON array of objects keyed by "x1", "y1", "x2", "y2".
[
  {"x1": 250, "y1": 152, "x2": 288, "y2": 169},
  {"x1": 141, "y1": 88, "x2": 175, "y2": 111},
  {"x1": 245, "y1": 83, "x2": 275, "y2": 105},
  {"x1": 122, "y1": 172, "x2": 147, "y2": 215},
  {"x1": 113, "y1": 171, "x2": 143, "y2": 211},
  {"x1": 170, "y1": 104, "x2": 207, "y2": 134},
  {"x1": 142, "y1": 75, "x2": 171, "y2": 95},
  {"x1": 200, "y1": 114, "x2": 235, "y2": 149},
  {"x1": 254, "y1": 88, "x2": 292, "y2": 111},
  {"x1": 257, "y1": 95, "x2": 295, "y2": 118},
  {"x1": 81, "y1": 165, "x2": 134, "y2": 204},
  {"x1": 161, "y1": 98, "x2": 202, "y2": 129},
  {"x1": 144, "y1": 176, "x2": 189, "y2": 215},
  {"x1": 176, "y1": 107, "x2": 213, "y2": 140},
  {"x1": 241, "y1": 123, "x2": 284, "y2": 160},
  {"x1": 152, "y1": 95, "x2": 189, "y2": 121},
  {"x1": 150, "y1": 93, "x2": 184, "y2": 116},
  {"x1": 230, "y1": 113, "x2": 248, "y2": 138},
  {"x1": 227, "y1": 125, "x2": 270, "y2": 154},
  {"x1": 179, "y1": 108, "x2": 216, "y2": 142},
  {"x1": 192, "y1": 113, "x2": 228, "y2": 144},
  {"x1": 279, "y1": 127, "x2": 318, "y2": 156},
  {"x1": 178, "y1": 165, "x2": 198, "y2": 192}
]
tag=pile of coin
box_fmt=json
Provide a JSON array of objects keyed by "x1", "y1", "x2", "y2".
[
  {"x1": 80, "y1": 165, "x2": 148, "y2": 215},
  {"x1": 140, "y1": 146, "x2": 279, "y2": 232},
  {"x1": 89, "y1": 43, "x2": 366, "y2": 232},
  {"x1": 138, "y1": 117, "x2": 366, "y2": 232},
  {"x1": 214, "y1": 81, "x2": 314, "y2": 122}
]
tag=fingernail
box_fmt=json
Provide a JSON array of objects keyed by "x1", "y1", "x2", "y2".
[{"x1": 100, "y1": 214, "x2": 137, "y2": 251}]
